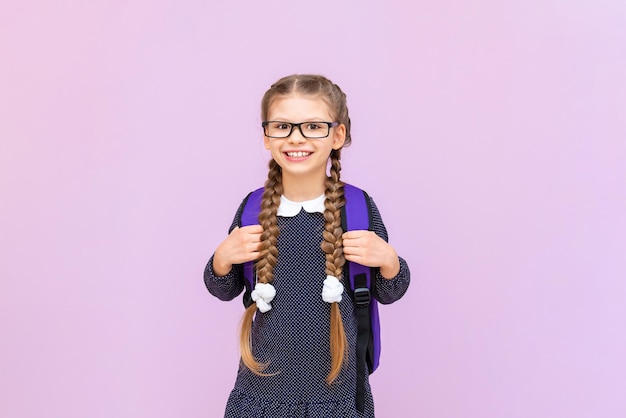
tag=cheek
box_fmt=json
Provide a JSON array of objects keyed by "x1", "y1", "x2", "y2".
[{"x1": 268, "y1": 145, "x2": 284, "y2": 161}]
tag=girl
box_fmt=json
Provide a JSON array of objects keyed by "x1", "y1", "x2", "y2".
[{"x1": 204, "y1": 74, "x2": 410, "y2": 417}]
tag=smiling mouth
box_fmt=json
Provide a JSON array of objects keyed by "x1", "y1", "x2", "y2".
[{"x1": 285, "y1": 151, "x2": 312, "y2": 158}]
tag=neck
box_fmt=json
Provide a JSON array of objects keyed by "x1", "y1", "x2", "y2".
[{"x1": 281, "y1": 172, "x2": 327, "y2": 201}]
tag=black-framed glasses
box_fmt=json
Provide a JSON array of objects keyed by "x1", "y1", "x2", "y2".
[{"x1": 262, "y1": 121, "x2": 339, "y2": 139}]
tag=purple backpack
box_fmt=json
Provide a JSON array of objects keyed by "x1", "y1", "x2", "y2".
[{"x1": 239, "y1": 183, "x2": 380, "y2": 413}]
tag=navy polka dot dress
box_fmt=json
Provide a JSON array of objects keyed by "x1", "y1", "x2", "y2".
[{"x1": 205, "y1": 192, "x2": 410, "y2": 418}]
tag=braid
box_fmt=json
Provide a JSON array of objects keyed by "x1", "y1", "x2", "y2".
[
  {"x1": 256, "y1": 160, "x2": 283, "y2": 284},
  {"x1": 322, "y1": 150, "x2": 348, "y2": 384},
  {"x1": 321, "y1": 151, "x2": 346, "y2": 276},
  {"x1": 239, "y1": 159, "x2": 283, "y2": 376}
]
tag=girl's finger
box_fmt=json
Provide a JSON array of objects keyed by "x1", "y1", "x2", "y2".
[
  {"x1": 342, "y1": 245, "x2": 361, "y2": 256},
  {"x1": 342, "y1": 230, "x2": 364, "y2": 239},
  {"x1": 342, "y1": 236, "x2": 361, "y2": 246},
  {"x1": 247, "y1": 233, "x2": 262, "y2": 243},
  {"x1": 243, "y1": 224, "x2": 264, "y2": 233}
]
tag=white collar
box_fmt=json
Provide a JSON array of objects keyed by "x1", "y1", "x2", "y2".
[{"x1": 277, "y1": 193, "x2": 326, "y2": 217}]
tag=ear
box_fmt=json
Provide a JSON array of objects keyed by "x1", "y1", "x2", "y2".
[
  {"x1": 264, "y1": 135, "x2": 271, "y2": 150},
  {"x1": 331, "y1": 123, "x2": 346, "y2": 150}
]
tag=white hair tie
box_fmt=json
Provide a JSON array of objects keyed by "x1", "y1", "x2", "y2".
[
  {"x1": 322, "y1": 275, "x2": 344, "y2": 304},
  {"x1": 251, "y1": 282, "x2": 276, "y2": 313}
]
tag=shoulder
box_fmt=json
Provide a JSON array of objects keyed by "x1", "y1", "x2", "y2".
[
  {"x1": 342, "y1": 182, "x2": 377, "y2": 210},
  {"x1": 226, "y1": 187, "x2": 264, "y2": 232},
  {"x1": 342, "y1": 183, "x2": 390, "y2": 239},
  {"x1": 241, "y1": 186, "x2": 265, "y2": 201},
  {"x1": 343, "y1": 182, "x2": 366, "y2": 192},
  {"x1": 342, "y1": 182, "x2": 372, "y2": 203}
]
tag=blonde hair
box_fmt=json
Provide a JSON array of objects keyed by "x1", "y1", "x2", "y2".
[{"x1": 240, "y1": 74, "x2": 351, "y2": 383}]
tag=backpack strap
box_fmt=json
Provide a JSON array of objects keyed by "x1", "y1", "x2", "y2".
[
  {"x1": 240, "y1": 187, "x2": 264, "y2": 307},
  {"x1": 342, "y1": 183, "x2": 380, "y2": 414}
]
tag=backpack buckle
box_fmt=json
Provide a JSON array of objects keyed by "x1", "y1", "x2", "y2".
[{"x1": 354, "y1": 287, "x2": 370, "y2": 307}]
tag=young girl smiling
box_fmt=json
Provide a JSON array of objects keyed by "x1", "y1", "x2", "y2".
[{"x1": 205, "y1": 74, "x2": 410, "y2": 417}]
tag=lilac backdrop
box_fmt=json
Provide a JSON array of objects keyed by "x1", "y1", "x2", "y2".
[{"x1": 1, "y1": 0, "x2": 625, "y2": 417}]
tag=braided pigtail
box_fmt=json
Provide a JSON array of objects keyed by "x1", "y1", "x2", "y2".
[
  {"x1": 321, "y1": 150, "x2": 347, "y2": 384},
  {"x1": 239, "y1": 159, "x2": 283, "y2": 375}
]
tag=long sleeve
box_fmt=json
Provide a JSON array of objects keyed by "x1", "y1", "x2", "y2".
[
  {"x1": 368, "y1": 197, "x2": 411, "y2": 305},
  {"x1": 203, "y1": 199, "x2": 247, "y2": 301},
  {"x1": 204, "y1": 255, "x2": 245, "y2": 301}
]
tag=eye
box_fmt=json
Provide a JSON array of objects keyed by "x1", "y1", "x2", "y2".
[
  {"x1": 305, "y1": 123, "x2": 323, "y2": 130},
  {"x1": 273, "y1": 122, "x2": 291, "y2": 130}
]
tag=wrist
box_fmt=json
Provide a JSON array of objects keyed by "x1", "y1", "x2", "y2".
[
  {"x1": 379, "y1": 249, "x2": 400, "y2": 279},
  {"x1": 212, "y1": 252, "x2": 232, "y2": 277}
]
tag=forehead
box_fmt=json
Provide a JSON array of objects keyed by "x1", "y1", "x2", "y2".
[{"x1": 268, "y1": 94, "x2": 333, "y2": 121}]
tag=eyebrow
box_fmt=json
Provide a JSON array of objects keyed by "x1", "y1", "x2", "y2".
[{"x1": 267, "y1": 117, "x2": 330, "y2": 122}]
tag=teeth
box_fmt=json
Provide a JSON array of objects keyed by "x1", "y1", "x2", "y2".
[{"x1": 287, "y1": 151, "x2": 311, "y2": 158}]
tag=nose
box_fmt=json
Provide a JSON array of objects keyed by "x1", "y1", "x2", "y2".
[{"x1": 287, "y1": 126, "x2": 307, "y2": 144}]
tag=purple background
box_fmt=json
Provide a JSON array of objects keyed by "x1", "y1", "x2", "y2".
[{"x1": 1, "y1": 0, "x2": 625, "y2": 417}]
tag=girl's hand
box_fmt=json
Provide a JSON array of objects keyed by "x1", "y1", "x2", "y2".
[
  {"x1": 213, "y1": 225, "x2": 264, "y2": 276},
  {"x1": 342, "y1": 230, "x2": 401, "y2": 279}
]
